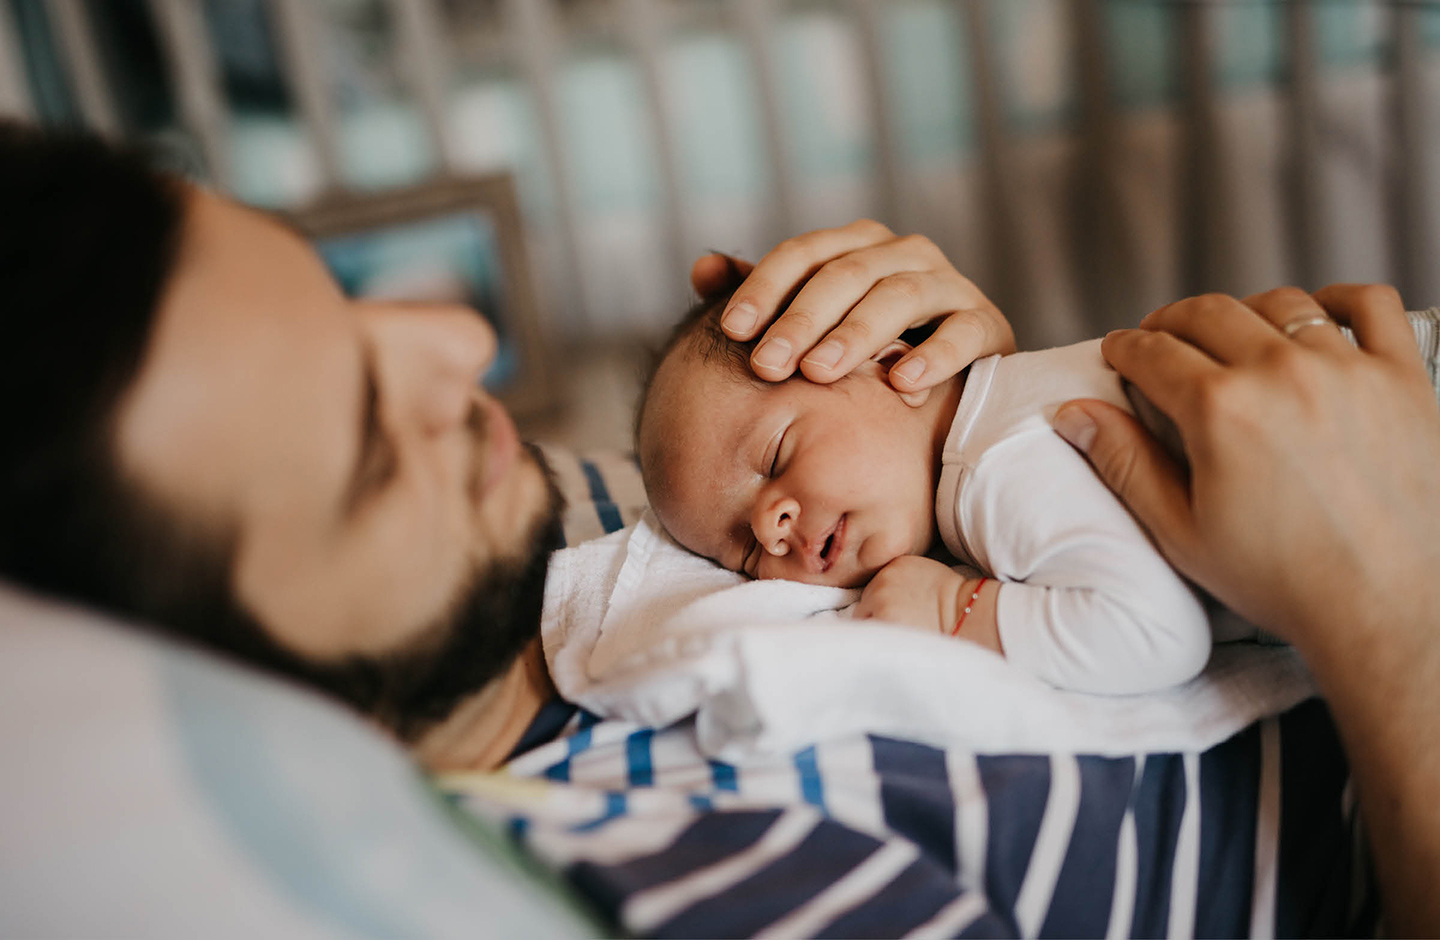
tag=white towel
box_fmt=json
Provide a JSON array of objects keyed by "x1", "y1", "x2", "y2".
[{"x1": 540, "y1": 514, "x2": 1316, "y2": 761}]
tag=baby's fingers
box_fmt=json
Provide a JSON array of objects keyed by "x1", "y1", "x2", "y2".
[{"x1": 855, "y1": 574, "x2": 905, "y2": 621}]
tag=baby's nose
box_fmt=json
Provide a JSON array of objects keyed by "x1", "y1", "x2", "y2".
[
  {"x1": 763, "y1": 535, "x2": 791, "y2": 557},
  {"x1": 754, "y1": 495, "x2": 800, "y2": 554}
]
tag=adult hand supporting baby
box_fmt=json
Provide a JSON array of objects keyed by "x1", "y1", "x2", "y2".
[
  {"x1": 689, "y1": 219, "x2": 1014, "y2": 390},
  {"x1": 1051, "y1": 284, "x2": 1440, "y2": 936}
]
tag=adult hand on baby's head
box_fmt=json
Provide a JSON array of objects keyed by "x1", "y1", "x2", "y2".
[{"x1": 690, "y1": 220, "x2": 1014, "y2": 391}]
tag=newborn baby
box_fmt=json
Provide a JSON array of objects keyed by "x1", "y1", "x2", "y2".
[{"x1": 636, "y1": 276, "x2": 1212, "y2": 695}]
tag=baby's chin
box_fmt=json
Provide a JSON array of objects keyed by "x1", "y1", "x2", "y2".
[
  {"x1": 754, "y1": 552, "x2": 891, "y2": 590},
  {"x1": 756, "y1": 568, "x2": 870, "y2": 589}
]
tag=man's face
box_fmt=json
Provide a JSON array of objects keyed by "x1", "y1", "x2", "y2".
[
  {"x1": 639, "y1": 339, "x2": 938, "y2": 589},
  {"x1": 116, "y1": 189, "x2": 556, "y2": 672}
]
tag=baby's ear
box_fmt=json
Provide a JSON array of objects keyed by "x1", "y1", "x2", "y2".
[{"x1": 871, "y1": 341, "x2": 931, "y2": 408}]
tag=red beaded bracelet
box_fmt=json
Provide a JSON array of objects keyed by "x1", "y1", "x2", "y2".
[{"x1": 949, "y1": 578, "x2": 987, "y2": 637}]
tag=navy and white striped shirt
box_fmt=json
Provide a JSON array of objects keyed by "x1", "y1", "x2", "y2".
[{"x1": 442, "y1": 696, "x2": 1370, "y2": 937}]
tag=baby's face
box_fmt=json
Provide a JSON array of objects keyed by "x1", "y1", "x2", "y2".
[{"x1": 639, "y1": 341, "x2": 938, "y2": 588}]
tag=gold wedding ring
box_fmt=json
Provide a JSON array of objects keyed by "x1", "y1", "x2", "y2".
[{"x1": 1281, "y1": 313, "x2": 1335, "y2": 338}]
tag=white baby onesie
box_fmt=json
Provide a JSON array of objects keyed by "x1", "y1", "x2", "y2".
[{"x1": 934, "y1": 339, "x2": 1212, "y2": 694}]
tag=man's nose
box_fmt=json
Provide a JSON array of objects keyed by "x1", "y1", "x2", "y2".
[
  {"x1": 362, "y1": 303, "x2": 498, "y2": 434},
  {"x1": 752, "y1": 493, "x2": 800, "y2": 557}
]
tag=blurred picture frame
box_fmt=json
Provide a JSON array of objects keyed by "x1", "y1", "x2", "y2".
[{"x1": 288, "y1": 174, "x2": 554, "y2": 419}]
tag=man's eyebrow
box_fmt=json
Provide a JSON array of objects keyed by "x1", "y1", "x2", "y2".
[{"x1": 340, "y1": 345, "x2": 395, "y2": 520}]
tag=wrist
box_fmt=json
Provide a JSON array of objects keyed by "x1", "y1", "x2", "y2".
[
  {"x1": 1282, "y1": 573, "x2": 1440, "y2": 692},
  {"x1": 949, "y1": 577, "x2": 1002, "y2": 654},
  {"x1": 948, "y1": 577, "x2": 985, "y2": 637}
]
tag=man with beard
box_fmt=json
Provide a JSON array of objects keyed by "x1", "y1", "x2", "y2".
[{"x1": 1, "y1": 123, "x2": 570, "y2": 769}]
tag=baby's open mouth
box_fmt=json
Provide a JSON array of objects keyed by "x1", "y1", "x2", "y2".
[{"x1": 816, "y1": 515, "x2": 846, "y2": 573}]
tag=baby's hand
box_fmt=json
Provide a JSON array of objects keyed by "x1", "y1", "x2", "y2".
[
  {"x1": 855, "y1": 556, "x2": 1002, "y2": 653},
  {"x1": 854, "y1": 556, "x2": 968, "y2": 635}
]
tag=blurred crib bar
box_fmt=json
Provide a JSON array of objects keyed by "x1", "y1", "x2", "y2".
[
  {"x1": 0, "y1": 2, "x2": 29, "y2": 118},
  {"x1": 3, "y1": 0, "x2": 1439, "y2": 350}
]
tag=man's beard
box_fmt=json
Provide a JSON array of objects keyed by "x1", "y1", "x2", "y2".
[{"x1": 284, "y1": 446, "x2": 566, "y2": 741}]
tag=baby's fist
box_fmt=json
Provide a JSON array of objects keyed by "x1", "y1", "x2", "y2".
[{"x1": 855, "y1": 555, "x2": 966, "y2": 634}]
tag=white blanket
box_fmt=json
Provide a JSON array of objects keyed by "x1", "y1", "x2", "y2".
[{"x1": 541, "y1": 514, "x2": 1316, "y2": 762}]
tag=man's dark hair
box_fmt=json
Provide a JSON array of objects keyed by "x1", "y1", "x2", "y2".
[
  {"x1": 0, "y1": 122, "x2": 196, "y2": 626},
  {"x1": 0, "y1": 124, "x2": 557, "y2": 741}
]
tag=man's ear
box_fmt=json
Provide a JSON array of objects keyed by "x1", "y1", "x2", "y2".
[{"x1": 871, "y1": 341, "x2": 931, "y2": 408}]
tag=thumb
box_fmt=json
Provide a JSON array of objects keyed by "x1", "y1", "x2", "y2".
[
  {"x1": 690, "y1": 253, "x2": 754, "y2": 296},
  {"x1": 1053, "y1": 400, "x2": 1197, "y2": 565}
]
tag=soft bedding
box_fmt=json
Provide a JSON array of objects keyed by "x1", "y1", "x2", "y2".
[{"x1": 540, "y1": 513, "x2": 1313, "y2": 761}]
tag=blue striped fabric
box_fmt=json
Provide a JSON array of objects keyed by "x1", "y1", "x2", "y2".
[
  {"x1": 1041, "y1": 756, "x2": 1135, "y2": 938},
  {"x1": 446, "y1": 698, "x2": 1372, "y2": 938},
  {"x1": 1129, "y1": 755, "x2": 1186, "y2": 938},
  {"x1": 580, "y1": 459, "x2": 626, "y2": 535},
  {"x1": 978, "y1": 754, "x2": 1051, "y2": 934},
  {"x1": 871, "y1": 735, "x2": 957, "y2": 873},
  {"x1": 1196, "y1": 724, "x2": 1260, "y2": 938},
  {"x1": 658, "y1": 819, "x2": 880, "y2": 936}
]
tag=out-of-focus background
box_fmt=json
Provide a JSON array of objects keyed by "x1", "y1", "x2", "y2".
[{"x1": 4, "y1": 0, "x2": 1438, "y2": 449}]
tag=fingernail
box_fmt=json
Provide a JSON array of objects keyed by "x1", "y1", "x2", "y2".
[
  {"x1": 802, "y1": 339, "x2": 845, "y2": 370},
  {"x1": 722, "y1": 302, "x2": 758, "y2": 335},
  {"x1": 1053, "y1": 407, "x2": 1096, "y2": 452},
  {"x1": 752, "y1": 338, "x2": 791, "y2": 371},
  {"x1": 892, "y1": 357, "x2": 926, "y2": 385}
]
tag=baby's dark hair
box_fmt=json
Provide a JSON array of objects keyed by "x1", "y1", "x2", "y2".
[{"x1": 633, "y1": 257, "x2": 770, "y2": 450}]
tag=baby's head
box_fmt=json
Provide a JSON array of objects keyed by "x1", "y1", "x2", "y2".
[{"x1": 636, "y1": 268, "x2": 950, "y2": 588}]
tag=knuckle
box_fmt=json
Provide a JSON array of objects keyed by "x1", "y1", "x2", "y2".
[
  {"x1": 827, "y1": 255, "x2": 871, "y2": 282},
  {"x1": 778, "y1": 307, "x2": 818, "y2": 333},
  {"x1": 736, "y1": 274, "x2": 778, "y2": 303},
  {"x1": 942, "y1": 312, "x2": 986, "y2": 343},
  {"x1": 1130, "y1": 328, "x2": 1170, "y2": 355},
  {"x1": 1191, "y1": 372, "x2": 1243, "y2": 423},
  {"x1": 1095, "y1": 435, "x2": 1143, "y2": 498},
  {"x1": 897, "y1": 232, "x2": 935, "y2": 255},
  {"x1": 1355, "y1": 282, "x2": 1402, "y2": 310},
  {"x1": 1264, "y1": 285, "x2": 1310, "y2": 306},
  {"x1": 1257, "y1": 338, "x2": 1304, "y2": 374},
  {"x1": 834, "y1": 316, "x2": 876, "y2": 343},
  {"x1": 1194, "y1": 292, "x2": 1238, "y2": 318},
  {"x1": 881, "y1": 271, "x2": 926, "y2": 300},
  {"x1": 772, "y1": 236, "x2": 805, "y2": 261},
  {"x1": 850, "y1": 218, "x2": 893, "y2": 240},
  {"x1": 979, "y1": 307, "x2": 1017, "y2": 353},
  {"x1": 776, "y1": 233, "x2": 826, "y2": 266},
  {"x1": 919, "y1": 334, "x2": 963, "y2": 365}
]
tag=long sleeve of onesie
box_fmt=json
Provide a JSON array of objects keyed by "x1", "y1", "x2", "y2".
[{"x1": 934, "y1": 340, "x2": 1211, "y2": 694}]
